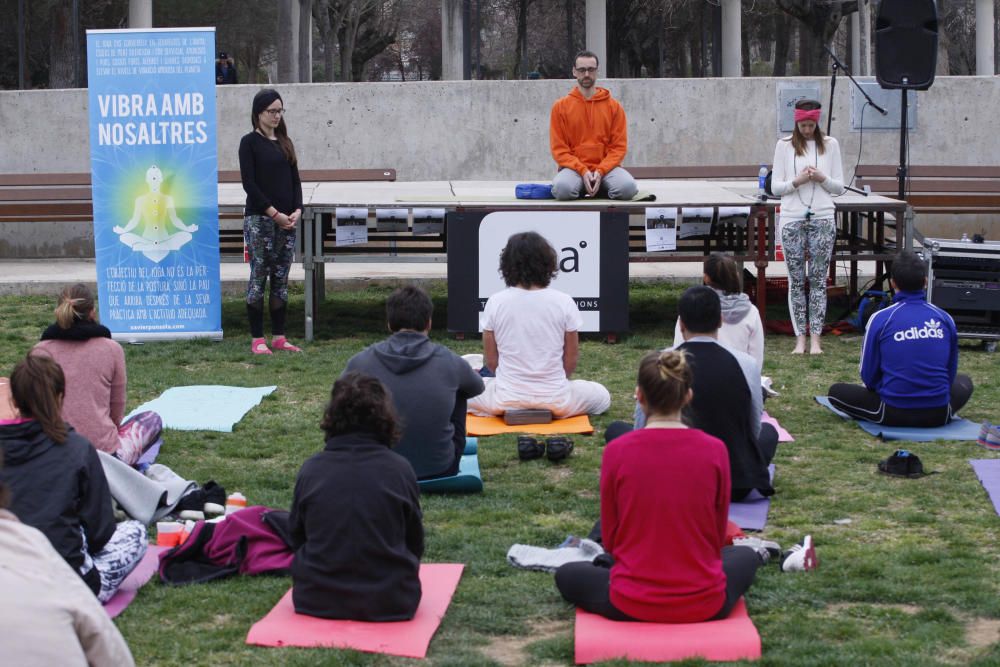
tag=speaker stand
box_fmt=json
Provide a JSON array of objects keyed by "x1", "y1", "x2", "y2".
[{"x1": 896, "y1": 89, "x2": 908, "y2": 200}]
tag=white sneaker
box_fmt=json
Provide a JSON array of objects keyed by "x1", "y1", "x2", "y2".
[{"x1": 781, "y1": 535, "x2": 818, "y2": 572}]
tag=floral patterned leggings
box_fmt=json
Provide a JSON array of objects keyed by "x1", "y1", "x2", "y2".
[
  {"x1": 780, "y1": 217, "x2": 836, "y2": 336},
  {"x1": 244, "y1": 215, "x2": 296, "y2": 337}
]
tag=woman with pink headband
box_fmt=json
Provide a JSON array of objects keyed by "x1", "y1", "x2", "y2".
[{"x1": 770, "y1": 99, "x2": 845, "y2": 354}]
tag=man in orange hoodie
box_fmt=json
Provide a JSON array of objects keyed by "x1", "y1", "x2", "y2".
[{"x1": 550, "y1": 51, "x2": 638, "y2": 201}]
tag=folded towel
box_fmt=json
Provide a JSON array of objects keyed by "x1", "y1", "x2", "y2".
[{"x1": 506, "y1": 537, "x2": 604, "y2": 572}]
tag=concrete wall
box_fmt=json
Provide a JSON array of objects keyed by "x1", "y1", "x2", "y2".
[{"x1": 2, "y1": 76, "x2": 998, "y2": 256}]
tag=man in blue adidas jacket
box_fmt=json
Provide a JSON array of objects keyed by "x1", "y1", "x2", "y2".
[{"x1": 828, "y1": 250, "x2": 974, "y2": 427}]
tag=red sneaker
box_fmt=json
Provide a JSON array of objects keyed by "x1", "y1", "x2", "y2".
[{"x1": 251, "y1": 338, "x2": 272, "y2": 355}]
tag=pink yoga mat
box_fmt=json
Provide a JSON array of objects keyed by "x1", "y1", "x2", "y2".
[
  {"x1": 762, "y1": 411, "x2": 794, "y2": 442},
  {"x1": 104, "y1": 545, "x2": 167, "y2": 618},
  {"x1": 246, "y1": 563, "x2": 464, "y2": 658},
  {"x1": 574, "y1": 598, "x2": 761, "y2": 664}
]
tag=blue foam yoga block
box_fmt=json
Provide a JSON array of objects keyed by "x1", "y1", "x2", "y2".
[{"x1": 419, "y1": 438, "x2": 482, "y2": 494}]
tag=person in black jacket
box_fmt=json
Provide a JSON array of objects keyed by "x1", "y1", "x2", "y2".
[
  {"x1": 238, "y1": 88, "x2": 304, "y2": 355},
  {"x1": 289, "y1": 372, "x2": 424, "y2": 621},
  {"x1": 0, "y1": 354, "x2": 147, "y2": 602}
]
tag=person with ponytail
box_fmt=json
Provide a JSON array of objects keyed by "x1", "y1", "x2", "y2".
[
  {"x1": 239, "y1": 88, "x2": 304, "y2": 355},
  {"x1": 0, "y1": 355, "x2": 147, "y2": 603},
  {"x1": 33, "y1": 283, "x2": 162, "y2": 466},
  {"x1": 770, "y1": 99, "x2": 845, "y2": 355},
  {"x1": 673, "y1": 253, "x2": 764, "y2": 366},
  {"x1": 0, "y1": 458, "x2": 136, "y2": 666},
  {"x1": 554, "y1": 349, "x2": 766, "y2": 623}
]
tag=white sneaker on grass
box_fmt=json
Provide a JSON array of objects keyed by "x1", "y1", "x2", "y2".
[{"x1": 781, "y1": 535, "x2": 818, "y2": 572}]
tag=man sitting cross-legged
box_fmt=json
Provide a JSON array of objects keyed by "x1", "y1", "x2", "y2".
[
  {"x1": 609, "y1": 285, "x2": 776, "y2": 501},
  {"x1": 828, "y1": 250, "x2": 973, "y2": 427},
  {"x1": 343, "y1": 285, "x2": 485, "y2": 480}
]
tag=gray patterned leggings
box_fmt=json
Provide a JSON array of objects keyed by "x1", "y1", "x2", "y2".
[
  {"x1": 780, "y1": 217, "x2": 836, "y2": 336},
  {"x1": 81, "y1": 520, "x2": 148, "y2": 602}
]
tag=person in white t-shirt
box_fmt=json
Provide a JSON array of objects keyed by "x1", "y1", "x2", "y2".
[{"x1": 468, "y1": 232, "x2": 611, "y2": 418}]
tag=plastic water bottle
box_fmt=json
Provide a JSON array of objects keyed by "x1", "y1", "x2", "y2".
[
  {"x1": 961, "y1": 232, "x2": 971, "y2": 243},
  {"x1": 758, "y1": 164, "x2": 768, "y2": 200}
]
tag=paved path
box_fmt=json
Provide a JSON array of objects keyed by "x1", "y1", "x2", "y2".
[{"x1": 0, "y1": 258, "x2": 877, "y2": 296}]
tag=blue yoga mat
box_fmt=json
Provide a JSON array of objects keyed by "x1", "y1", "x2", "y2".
[
  {"x1": 970, "y1": 459, "x2": 1000, "y2": 517},
  {"x1": 127, "y1": 385, "x2": 277, "y2": 432},
  {"x1": 728, "y1": 464, "x2": 775, "y2": 531},
  {"x1": 815, "y1": 395, "x2": 981, "y2": 442},
  {"x1": 418, "y1": 438, "x2": 483, "y2": 494}
]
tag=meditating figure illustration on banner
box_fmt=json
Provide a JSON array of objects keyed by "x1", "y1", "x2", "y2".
[{"x1": 113, "y1": 165, "x2": 198, "y2": 263}]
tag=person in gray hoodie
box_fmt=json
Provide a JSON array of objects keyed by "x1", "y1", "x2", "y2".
[
  {"x1": 673, "y1": 253, "x2": 764, "y2": 367},
  {"x1": 343, "y1": 286, "x2": 485, "y2": 479}
]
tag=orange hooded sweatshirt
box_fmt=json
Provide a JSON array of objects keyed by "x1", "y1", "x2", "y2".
[{"x1": 550, "y1": 86, "x2": 628, "y2": 177}]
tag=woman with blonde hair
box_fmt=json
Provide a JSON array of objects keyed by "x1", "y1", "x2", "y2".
[
  {"x1": 33, "y1": 283, "x2": 161, "y2": 466},
  {"x1": 770, "y1": 99, "x2": 845, "y2": 355},
  {"x1": 555, "y1": 349, "x2": 774, "y2": 622}
]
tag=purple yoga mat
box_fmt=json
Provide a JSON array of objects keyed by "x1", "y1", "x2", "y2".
[
  {"x1": 103, "y1": 545, "x2": 166, "y2": 618},
  {"x1": 728, "y1": 465, "x2": 775, "y2": 531},
  {"x1": 970, "y1": 459, "x2": 1000, "y2": 516}
]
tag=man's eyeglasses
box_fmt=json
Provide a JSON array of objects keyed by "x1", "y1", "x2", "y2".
[
  {"x1": 575, "y1": 67, "x2": 598, "y2": 74},
  {"x1": 264, "y1": 108, "x2": 285, "y2": 117}
]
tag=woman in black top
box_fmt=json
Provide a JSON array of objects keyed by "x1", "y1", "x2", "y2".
[
  {"x1": 238, "y1": 88, "x2": 304, "y2": 355},
  {"x1": 289, "y1": 372, "x2": 424, "y2": 621}
]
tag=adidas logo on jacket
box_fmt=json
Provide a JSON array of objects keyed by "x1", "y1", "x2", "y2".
[{"x1": 860, "y1": 290, "x2": 958, "y2": 410}]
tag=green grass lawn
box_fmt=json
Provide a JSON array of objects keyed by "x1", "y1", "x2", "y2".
[{"x1": 2, "y1": 282, "x2": 1000, "y2": 666}]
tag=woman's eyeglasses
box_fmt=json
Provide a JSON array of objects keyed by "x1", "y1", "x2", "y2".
[{"x1": 264, "y1": 108, "x2": 285, "y2": 117}]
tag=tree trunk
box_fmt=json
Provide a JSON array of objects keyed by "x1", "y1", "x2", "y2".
[
  {"x1": 515, "y1": 0, "x2": 528, "y2": 78},
  {"x1": 773, "y1": 13, "x2": 791, "y2": 76},
  {"x1": 565, "y1": 0, "x2": 574, "y2": 67},
  {"x1": 741, "y1": 13, "x2": 751, "y2": 76},
  {"x1": 49, "y1": 3, "x2": 75, "y2": 88},
  {"x1": 277, "y1": 0, "x2": 296, "y2": 82},
  {"x1": 299, "y1": 0, "x2": 313, "y2": 82}
]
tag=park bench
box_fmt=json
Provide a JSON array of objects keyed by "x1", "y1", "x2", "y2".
[
  {"x1": 855, "y1": 164, "x2": 1000, "y2": 218},
  {"x1": 0, "y1": 169, "x2": 396, "y2": 261}
]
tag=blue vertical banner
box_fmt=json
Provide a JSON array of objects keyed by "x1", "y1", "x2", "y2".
[{"x1": 86, "y1": 28, "x2": 221, "y2": 341}]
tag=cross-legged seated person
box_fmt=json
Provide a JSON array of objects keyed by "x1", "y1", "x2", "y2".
[
  {"x1": 828, "y1": 250, "x2": 973, "y2": 426},
  {"x1": 344, "y1": 285, "x2": 484, "y2": 480},
  {"x1": 468, "y1": 232, "x2": 611, "y2": 419},
  {"x1": 610, "y1": 286, "x2": 776, "y2": 501},
  {"x1": 555, "y1": 350, "x2": 767, "y2": 622},
  {"x1": 289, "y1": 373, "x2": 424, "y2": 621},
  {"x1": 550, "y1": 50, "x2": 638, "y2": 201}
]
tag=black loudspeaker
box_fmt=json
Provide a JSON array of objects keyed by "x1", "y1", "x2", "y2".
[{"x1": 875, "y1": 0, "x2": 939, "y2": 90}]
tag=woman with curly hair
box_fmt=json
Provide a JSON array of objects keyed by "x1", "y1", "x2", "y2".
[
  {"x1": 289, "y1": 372, "x2": 424, "y2": 621},
  {"x1": 468, "y1": 231, "x2": 611, "y2": 418}
]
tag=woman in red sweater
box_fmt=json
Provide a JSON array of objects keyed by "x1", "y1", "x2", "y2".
[{"x1": 555, "y1": 349, "x2": 764, "y2": 622}]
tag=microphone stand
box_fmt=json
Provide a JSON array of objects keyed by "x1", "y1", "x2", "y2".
[{"x1": 823, "y1": 44, "x2": 888, "y2": 127}]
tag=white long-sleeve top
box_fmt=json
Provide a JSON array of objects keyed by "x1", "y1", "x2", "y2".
[{"x1": 770, "y1": 136, "x2": 845, "y2": 222}]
